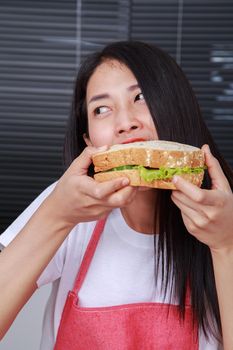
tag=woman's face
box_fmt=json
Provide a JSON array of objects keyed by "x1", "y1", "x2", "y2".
[{"x1": 85, "y1": 59, "x2": 158, "y2": 147}]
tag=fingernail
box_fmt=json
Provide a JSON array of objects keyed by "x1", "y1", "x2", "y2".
[
  {"x1": 172, "y1": 175, "x2": 178, "y2": 184},
  {"x1": 204, "y1": 144, "x2": 211, "y2": 153},
  {"x1": 122, "y1": 178, "x2": 130, "y2": 186}
]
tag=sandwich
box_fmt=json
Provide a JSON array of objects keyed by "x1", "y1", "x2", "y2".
[{"x1": 92, "y1": 140, "x2": 205, "y2": 190}]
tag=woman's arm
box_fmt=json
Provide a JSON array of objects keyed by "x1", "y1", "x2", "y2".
[
  {"x1": 171, "y1": 145, "x2": 233, "y2": 349},
  {"x1": 211, "y1": 248, "x2": 233, "y2": 349},
  {"x1": 0, "y1": 146, "x2": 136, "y2": 339},
  {"x1": 0, "y1": 195, "x2": 71, "y2": 339}
]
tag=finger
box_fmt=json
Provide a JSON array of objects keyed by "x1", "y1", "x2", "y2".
[
  {"x1": 172, "y1": 176, "x2": 216, "y2": 206},
  {"x1": 180, "y1": 213, "x2": 205, "y2": 240},
  {"x1": 171, "y1": 195, "x2": 209, "y2": 231},
  {"x1": 71, "y1": 145, "x2": 109, "y2": 176},
  {"x1": 106, "y1": 185, "x2": 138, "y2": 208},
  {"x1": 84, "y1": 181, "x2": 137, "y2": 208},
  {"x1": 171, "y1": 191, "x2": 216, "y2": 218},
  {"x1": 81, "y1": 176, "x2": 131, "y2": 200},
  {"x1": 202, "y1": 144, "x2": 231, "y2": 192},
  {"x1": 171, "y1": 191, "x2": 207, "y2": 215}
]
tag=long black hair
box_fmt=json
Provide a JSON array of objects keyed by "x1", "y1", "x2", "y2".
[{"x1": 64, "y1": 41, "x2": 233, "y2": 340}]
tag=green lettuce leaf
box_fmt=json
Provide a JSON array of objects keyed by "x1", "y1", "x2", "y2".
[{"x1": 109, "y1": 165, "x2": 204, "y2": 182}]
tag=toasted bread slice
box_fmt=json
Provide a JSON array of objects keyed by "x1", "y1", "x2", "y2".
[
  {"x1": 92, "y1": 140, "x2": 204, "y2": 173},
  {"x1": 94, "y1": 169, "x2": 204, "y2": 190}
]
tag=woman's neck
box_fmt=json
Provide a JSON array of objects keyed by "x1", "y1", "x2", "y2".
[{"x1": 120, "y1": 189, "x2": 158, "y2": 234}]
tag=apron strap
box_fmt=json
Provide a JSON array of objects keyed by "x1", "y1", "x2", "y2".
[{"x1": 72, "y1": 217, "x2": 107, "y2": 294}]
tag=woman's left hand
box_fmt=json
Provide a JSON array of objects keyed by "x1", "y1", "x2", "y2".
[{"x1": 171, "y1": 144, "x2": 233, "y2": 253}]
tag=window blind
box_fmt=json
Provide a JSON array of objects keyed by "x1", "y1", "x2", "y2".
[
  {"x1": 80, "y1": 0, "x2": 130, "y2": 59},
  {"x1": 131, "y1": 0, "x2": 233, "y2": 168},
  {"x1": 0, "y1": 0, "x2": 77, "y2": 231},
  {"x1": 181, "y1": 0, "x2": 233, "y2": 166},
  {"x1": 0, "y1": 0, "x2": 130, "y2": 233}
]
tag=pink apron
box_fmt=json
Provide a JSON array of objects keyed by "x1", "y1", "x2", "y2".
[{"x1": 54, "y1": 218, "x2": 198, "y2": 349}]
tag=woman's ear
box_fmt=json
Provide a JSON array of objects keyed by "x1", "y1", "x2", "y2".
[{"x1": 83, "y1": 133, "x2": 93, "y2": 147}]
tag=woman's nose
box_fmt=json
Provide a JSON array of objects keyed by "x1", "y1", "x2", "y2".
[
  {"x1": 115, "y1": 109, "x2": 142, "y2": 135},
  {"x1": 118, "y1": 123, "x2": 140, "y2": 134}
]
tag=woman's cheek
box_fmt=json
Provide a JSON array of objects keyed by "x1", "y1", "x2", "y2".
[{"x1": 89, "y1": 124, "x2": 113, "y2": 147}]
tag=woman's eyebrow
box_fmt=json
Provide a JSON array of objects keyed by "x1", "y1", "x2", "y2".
[
  {"x1": 88, "y1": 93, "x2": 110, "y2": 105},
  {"x1": 88, "y1": 84, "x2": 139, "y2": 105},
  {"x1": 127, "y1": 83, "x2": 139, "y2": 91}
]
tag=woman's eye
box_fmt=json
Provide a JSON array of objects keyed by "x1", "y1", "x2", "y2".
[
  {"x1": 134, "y1": 92, "x2": 144, "y2": 102},
  {"x1": 94, "y1": 106, "x2": 110, "y2": 115}
]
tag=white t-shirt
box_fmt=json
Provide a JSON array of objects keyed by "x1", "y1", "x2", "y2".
[{"x1": 0, "y1": 183, "x2": 222, "y2": 350}]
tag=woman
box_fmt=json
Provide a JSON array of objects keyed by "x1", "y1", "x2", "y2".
[{"x1": 0, "y1": 41, "x2": 233, "y2": 349}]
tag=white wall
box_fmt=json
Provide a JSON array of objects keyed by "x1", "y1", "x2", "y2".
[{"x1": 0, "y1": 284, "x2": 51, "y2": 350}]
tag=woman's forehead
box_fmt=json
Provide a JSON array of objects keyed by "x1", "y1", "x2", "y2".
[{"x1": 86, "y1": 59, "x2": 137, "y2": 98}]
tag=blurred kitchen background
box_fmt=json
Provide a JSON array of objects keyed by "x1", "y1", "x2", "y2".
[{"x1": 0, "y1": 1, "x2": 232, "y2": 348}]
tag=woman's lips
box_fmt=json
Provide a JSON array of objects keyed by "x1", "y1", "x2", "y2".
[{"x1": 121, "y1": 138, "x2": 146, "y2": 144}]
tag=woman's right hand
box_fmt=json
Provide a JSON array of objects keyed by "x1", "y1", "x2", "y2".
[
  {"x1": 1, "y1": 145, "x2": 137, "y2": 339},
  {"x1": 47, "y1": 146, "x2": 137, "y2": 229}
]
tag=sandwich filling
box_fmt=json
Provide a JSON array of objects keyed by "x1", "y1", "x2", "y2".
[{"x1": 105, "y1": 165, "x2": 205, "y2": 182}]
